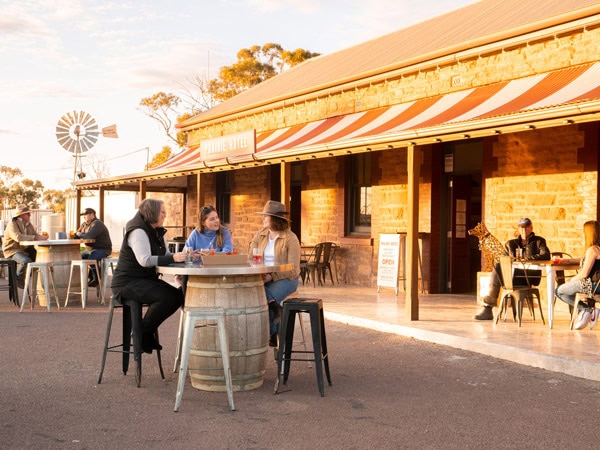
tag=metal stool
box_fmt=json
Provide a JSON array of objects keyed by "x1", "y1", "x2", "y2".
[
  {"x1": 65, "y1": 259, "x2": 103, "y2": 308},
  {"x1": 98, "y1": 296, "x2": 165, "y2": 387},
  {"x1": 0, "y1": 258, "x2": 19, "y2": 306},
  {"x1": 174, "y1": 306, "x2": 235, "y2": 412},
  {"x1": 271, "y1": 291, "x2": 310, "y2": 366},
  {"x1": 20, "y1": 262, "x2": 60, "y2": 312},
  {"x1": 100, "y1": 257, "x2": 118, "y2": 305},
  {"x1": 274, "y1": 297, "x2": 332, "y2": 396}
]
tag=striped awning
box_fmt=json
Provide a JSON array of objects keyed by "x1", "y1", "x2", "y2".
[{"x1": 157, "y1": 62, "x2": 600, "y2": 170}]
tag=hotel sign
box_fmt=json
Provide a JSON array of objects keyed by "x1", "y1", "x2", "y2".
[{"x1": 200, "y1": 130, "x2": 256, "y2": 161}]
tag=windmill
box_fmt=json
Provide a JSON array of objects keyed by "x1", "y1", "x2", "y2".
[{"x1": 55, "y1": 111, "x2": 118, "y2": 182}]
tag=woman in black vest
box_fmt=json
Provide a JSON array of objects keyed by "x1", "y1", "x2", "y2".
[{"x1": 111, "y1": 199, "x2": 186, "y2": 353}]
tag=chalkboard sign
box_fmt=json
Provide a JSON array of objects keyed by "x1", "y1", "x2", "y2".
[{"x1": 377, "y1": 233, "x2": 400, "y2": 294}]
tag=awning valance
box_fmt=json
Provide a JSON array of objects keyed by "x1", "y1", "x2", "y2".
[{"x1": 156, "y1": 62, "x2": 600, "y2": 171}]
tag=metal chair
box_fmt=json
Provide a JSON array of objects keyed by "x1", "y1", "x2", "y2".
[
  {"x1": 64, "y1": 259, "x2": 102, "y2": 308},
  {"x1": 173, "y1": 306, "x2": 235, "y2": 412},
  {"x1": 495, "y1": 256, "x2": 544, "y2": 326},
  {"x1": 20, "y1": 261, "x2": 60, "y2": 312},
  {"x1": 0, "y1": 258, "x2": 19, "y2": 306},
  {"x1": 100, "y1": 256, "x2": 118, "y2": 305}
]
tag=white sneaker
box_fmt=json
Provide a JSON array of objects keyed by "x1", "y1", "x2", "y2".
[
  {"x1": 589, "y1": 308, "x2": 599, "y2": 330},
  {"x1": 574, "y1": 308, "x2": 592, "y2": 330}
]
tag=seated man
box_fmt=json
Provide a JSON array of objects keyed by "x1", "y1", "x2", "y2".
[
  {"x1": 474, "y1": 218, "x2": 551, "y2": 320},
  {"x1": 1, "y1": 205, "x2": 49, "y2": 288},
  {"x1": 74, "y1": 208, "x2": 113, "y2": 287}
]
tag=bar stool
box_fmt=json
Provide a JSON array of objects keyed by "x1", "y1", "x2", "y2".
[
  {"x1": 0, "y1": 258, "x2": 19, "y2": 306},
  {"x1": 20, "y1": 262, "x2": 60, "y2": 312},
  {"x1": 174, "y1": 306, "x2": 235, "y2": 412},
  {"x1": 271, "y1": 291, "x2": 309, "y2": 365},
  {"x1": 274, "y1": 297, "x2": 332, "y2": 396},
  {"x1": 98, "y1": 296, "x2": 165, "y2": 387},
  {"x1": 64, "y1": 259, "x2": 103, "y2": 308},
  {"x1": 100, "y1": 257, "x2": 118, "y2": 305}
]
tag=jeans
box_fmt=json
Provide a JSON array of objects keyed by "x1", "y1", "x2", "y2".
[
  {"x1": 82, "y1": 248, "x2": 111, "y2": 280},
  {"x1": 555, "y1": 279, "x2": 599, "y2": 309},
  {"x1": 265, "y1": 277, "x2": 299, "y2": 335},
  {"x1": 9, "y1": 249, "x2": 36, "y2": 281}
]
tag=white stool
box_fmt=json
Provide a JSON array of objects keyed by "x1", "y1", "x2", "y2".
[
  {"x1": 174, "y1": 306, "x2": 234, "y2": 412},
  {"x1": 65, "y1": 259, "x2": 103, "y2": 309},
  {"x1": 100, "y1": 257, "x2": 118, "y2": 305},
  {"x1": 20, "y1": 262, "x2": 60, "y2": 312}
]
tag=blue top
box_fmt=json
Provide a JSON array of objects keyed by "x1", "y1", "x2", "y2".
[{"x1": 185, "y1": 228, "x2": 233, "y2": 252}]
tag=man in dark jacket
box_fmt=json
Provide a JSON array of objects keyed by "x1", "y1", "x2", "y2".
[{"x1": 74, "y1": 207, "x2": 113, "y2": 286}]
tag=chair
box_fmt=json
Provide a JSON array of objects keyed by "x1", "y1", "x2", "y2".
[
  {"x1": 20, "y1": 262, "x2": 60, "y2": 313},
  {"x1": 551, "y1": 252, "x2": 575, "y2": 286},
  {"x1": 64, "y1": 259, "x2": 103, "y2": 308},
  {"x1": 100, "y1": 257, "x2": 119, "y2": 305},
  {"x1": 300, "y1": 245, "x2": 321, "y2": 287},
  {"x1": 274, "y1": 297, "x2": 332, "y2": 396},
  {"x1": 495, "y1": 255, "x2": 544, "y2": 326},
  {"x1": 0, "y1": 258, "x2": 19, "y2": 306},
  {"x1": 317, "y1": 242, "x2": 338, "y2": 285},
  {"x1": 98, "y1": 296, "x2": 165, "y2": 387},
  {"x1": 173, "y1": 306, "x2": 235, "y2": 412}
]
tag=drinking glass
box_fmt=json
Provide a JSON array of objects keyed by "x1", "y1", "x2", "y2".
[{"x1": 252, "y1": 248, "x2": 262, "y2": 265}]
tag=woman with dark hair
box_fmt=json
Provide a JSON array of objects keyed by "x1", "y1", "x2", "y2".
[
  {"x1": 249, "y1": 200, "x2": 301, "y2": 346},
  {"x1": 111, "y1": 198, "x2": 186, "y2": 353},
  {"x1": 185, "y1": 205, "x2": 233, "y2": 253},
  {"x1": 555, "y1": 220, "x2": 600, "y2": 330}
]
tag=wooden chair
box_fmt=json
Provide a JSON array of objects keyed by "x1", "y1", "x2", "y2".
[{"x1": 495, "y1": 256, "x2": 544, "y2": 326}]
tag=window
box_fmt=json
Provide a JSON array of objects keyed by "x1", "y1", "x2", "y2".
[
  {"x1": 347, "y1": 153, "x2": 372, "y2": 234},
  {"x1": 216, "y1": 172, "x2": 231, "y2": 225}
]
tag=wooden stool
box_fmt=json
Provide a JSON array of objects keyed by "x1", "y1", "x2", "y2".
[
  {"x1": 0, "y1": 258, "x2": 19, "y2": 306},
  {"x1": 65, "y1": 259, "x2": 103, "y2": 308},
  {"x1": 174, "y1": 306, "x2": 235, "y2": 412},
  {"x1": 20, "y1": 262, "x2": 60, "y2": 312},
  {"x1": 274, "y1": 297, "x2": 332, "y2": 396},
  {"x1": 98, "y1": 296, "x2": 165, "y2": 387},
  {"x1": 100, "y1": 257, "x2": 118, "y2": 305}
]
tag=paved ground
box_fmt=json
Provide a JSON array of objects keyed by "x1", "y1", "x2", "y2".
[{"x1": 1, "y1": 302, "x2": 599, "y2": 449}]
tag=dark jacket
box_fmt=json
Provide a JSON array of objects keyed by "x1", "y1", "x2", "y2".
[
  {"x1": 76, "y1": 217, "x2": 112, "y2": 252},
  {"x1": 111, "y1": 212, "x2": 174, "y2": 291}
]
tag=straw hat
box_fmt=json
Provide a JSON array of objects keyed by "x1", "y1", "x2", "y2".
[
  {"x1": 257, "y1": 200, "x2": 290, "y2": 221},
  {"x1": 14, "y1": 204, "x2": 30, "y2": 218}
]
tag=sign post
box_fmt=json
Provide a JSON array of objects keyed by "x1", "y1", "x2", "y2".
[{"x1": 377, "y1": 233, "x2": 400, "y2": 295}]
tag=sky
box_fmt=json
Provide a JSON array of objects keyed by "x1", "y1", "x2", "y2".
[{"x1": 0, "y1": 0, "x2": 478, "y2": 190}]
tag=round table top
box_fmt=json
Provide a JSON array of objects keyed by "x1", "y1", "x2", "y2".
[
  {"x1": 20, "y1": 239, "x2": 94, "y2": 246},
  {"x1": 156, "y1": 262, "x2": 293, "y2": 276}
]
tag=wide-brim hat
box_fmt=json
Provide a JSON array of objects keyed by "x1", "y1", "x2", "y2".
[
  {"x1": 14, "y1": 204, "x2": 30, "y2": 217},
  {"x1": 257, "y1": 200, "x2": 290, "y2": 221}
]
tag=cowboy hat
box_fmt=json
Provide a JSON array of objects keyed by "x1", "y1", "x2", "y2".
[
  {"x1": 257, "y1": 200, "x2": 290, "y2": 221},
  {"x1": 14, "y1": 204, "x2": 31, "y2": 217}
]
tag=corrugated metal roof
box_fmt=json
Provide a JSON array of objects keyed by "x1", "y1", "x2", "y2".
[{"x1": 181, "y1": 0, "x2": 600, "y2": 127}]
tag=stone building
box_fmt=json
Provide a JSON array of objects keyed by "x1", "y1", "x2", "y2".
[{"x1": 75, "y1": 0, "x2": 600, "y2": 297}]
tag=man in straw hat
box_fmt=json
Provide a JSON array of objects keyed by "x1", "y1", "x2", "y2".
[
  {"x1": 249, "y1": 200, "x2": 301, "y2": 347},
  {"x1": 2, "y1": 205, "x2": 48, "y2": 288}
]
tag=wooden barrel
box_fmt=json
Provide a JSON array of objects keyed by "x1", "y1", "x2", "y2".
[
  {"x1": 186, "y1": 274, "x2": 269, "y2": 392},
  {"x1": 34, "y1": 243, "x2": 82, "y2": 307}
]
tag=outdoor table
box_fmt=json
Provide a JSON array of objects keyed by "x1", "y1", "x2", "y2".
[
  {"x1": 513, "y1": 259, "x2": 580, "y2": 329},
  {"x1": 20, "y1": 239, "x2": 94, "y2": 305},
  {"x1": 156, "y1": 261, "x2": 292, "y2": 392}
]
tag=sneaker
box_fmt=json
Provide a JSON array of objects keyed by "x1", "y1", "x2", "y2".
[
  {"x1": 573, "y1": 308, "x2": 592, "y2": 330},
  {"x1": 589, "y1": 308, "x2": 599, "y2": 330},
  {"x1": 474, "y1": 305, "x2": 494, "y2": 320}
]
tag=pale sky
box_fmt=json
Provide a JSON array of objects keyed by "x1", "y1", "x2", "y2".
[{"x1": 0, "y1": 0, "x2": 477, "y2": 190}]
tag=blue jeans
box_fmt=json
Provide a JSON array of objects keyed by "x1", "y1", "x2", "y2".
[
  {"x1": 9, "y1": 250, "x2": 35, "y2": 281},
  {"x1": 265, "y1": 277, "x2": 299, "y2": 335},
  {"x1": 82, "y1": 249, "x2": 111, "y2": 279},
  {"x1": 555, "y1": 279, "x2": 599, "y2": 309}
]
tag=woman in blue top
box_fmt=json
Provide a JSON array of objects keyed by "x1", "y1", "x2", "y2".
[{"x1": 185, "y1": 205, "x2": 233, "y2": 253}]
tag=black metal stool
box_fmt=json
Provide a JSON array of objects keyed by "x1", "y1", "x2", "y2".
[
  {"x1": 274, "y1": 297, "x2": 332, "y2": 396},
  {"x1": 0, "y1": 258, "x2": 19, "y2": 306},
  {"x1": 98, "y1": 297, "x2": 165, "y2": 387}
]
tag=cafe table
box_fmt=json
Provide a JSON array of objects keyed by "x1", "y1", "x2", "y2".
[
  {"x1": 20, "y1": 239, "x2": 94, "y2": 306},
  {"x1": 513, "y1": 259, "x2": 580, "y2": 329},
  {"x1": 156, "y1": 261, "x2": 292, "y2": 392}
]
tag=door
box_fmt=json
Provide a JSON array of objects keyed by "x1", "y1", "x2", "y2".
[{"x1": 449, "y1": 175, "x2": 472, "y2": 293}]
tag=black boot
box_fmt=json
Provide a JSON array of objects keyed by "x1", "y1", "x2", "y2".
[{"x1": 268, "y1": 301, "x2": 282, "y2": 324}]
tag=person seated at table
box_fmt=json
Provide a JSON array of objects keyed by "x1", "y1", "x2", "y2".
[
  {"x1": 555, "y1": 220, "x2": 600, "y2": 330},
  {"x1": 111, "y1": 198, "x2": 186, "y2": 353},
  {"x1": 185, "y1": 205, "x2": 233, "y2": 253},
  {"x1": 1, "y1": 204, "x2": 48, "y2": 288},
  {"x1": 474, "y1": 217, "x2": 551, "y2": 320},
  {"x1": 73, "y1": 207, "x2": 113, "y2": 287},
  {"x1": 250, "y1": 200, "x2": 301, "y2": 347}
]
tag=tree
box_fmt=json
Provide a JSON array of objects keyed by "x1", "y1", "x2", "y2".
[
  {"x1": 147, "y1": 146, "x2": 175, "y2": 170},
  {"x1": 139, "y1": 43, "x2": 319, "y2": 152},
  {"x1": 42, "y1": 189, "x2": 69, "y2": 213}
]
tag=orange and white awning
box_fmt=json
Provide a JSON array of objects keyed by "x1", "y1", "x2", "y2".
[{"x1": 157, "y1": 62, "x2": 600, "y2": 170}]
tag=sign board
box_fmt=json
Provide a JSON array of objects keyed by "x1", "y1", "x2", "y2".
[
  {"x1": 377, "y1": 233, "x2": 401, "y2": 294},
  {"x1": 200, "y1": 130, "x2": 256, "y2": 161}
]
